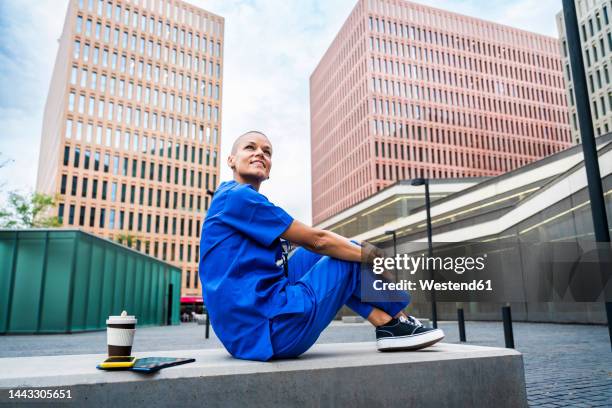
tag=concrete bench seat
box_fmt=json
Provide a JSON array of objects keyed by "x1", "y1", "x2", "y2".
[{"x1": 0, "y1": 342, "x2": 527, "y2": 408}]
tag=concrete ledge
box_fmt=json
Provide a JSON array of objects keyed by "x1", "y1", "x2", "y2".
[
  {"x1": 341, "y1": 316, "x2": 365, "y2": 323},
  {"x1": 0, "y1": 343, "x2": 527, "y2": 408}
]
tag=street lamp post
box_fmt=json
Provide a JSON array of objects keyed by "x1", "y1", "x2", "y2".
[
  {"x1": 562, "y1": 0, "x2": 611, "y2": 349},
  {"x1": 411, "y1": 178, "x2": 438, "y2": 328}
]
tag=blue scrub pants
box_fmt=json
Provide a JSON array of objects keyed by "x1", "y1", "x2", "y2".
[{"x1": 270, "y1": 247, "x2": 410, "y2": 359}]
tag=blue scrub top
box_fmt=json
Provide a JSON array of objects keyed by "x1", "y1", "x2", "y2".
[{"x1": 199, "y1": 180, "x2": 302, "y2": 361}]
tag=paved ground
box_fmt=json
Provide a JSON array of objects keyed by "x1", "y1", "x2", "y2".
[{"x1": 1, "y1": 320, "x2": 610, "y2": 407}]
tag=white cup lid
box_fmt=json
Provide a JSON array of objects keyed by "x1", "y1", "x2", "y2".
[{"x1": 106, "y1": 310, "x2": 137, "y2": 325}]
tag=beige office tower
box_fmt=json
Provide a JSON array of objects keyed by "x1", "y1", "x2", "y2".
[
  {"x1": 556, "y1": 0, "x2": 612, "y2": 143},
  {"x1": 36, "y1": 0, "x2": 224, "y2": 304}
]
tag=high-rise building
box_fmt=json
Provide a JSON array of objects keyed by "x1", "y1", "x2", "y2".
[
  {"x1": 36, "y1": 0, "x2": 224, "y2": 304},
  {"x1": 556, "y1": 0, "x2": 612, "y2": 143},
  {"x1": 310, "y1": 0, "x2": 572, "y2": 225}
]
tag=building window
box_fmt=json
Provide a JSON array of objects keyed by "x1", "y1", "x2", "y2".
[
  {"x1": 58, "y1": 203, "x2": 64, "y2": 223},
  {"x1": 99, "y1": 208, "x2": 106, "y2": 228},
  {"x1": 60, "y1": 175, "x2": 67, "y2": 195},
  {"x1": 65, "y1": 119, "x2": 72, "y2": 139},
  {"x1": 73, "y1": 147, "x2": 80, "y2": 167},
  {"x1": 71, "y1": 176, "x2": 78, "y2": 196},
  {"x1": 63, "y1": 146, "x2": 70, "y2": 166},
  {"x1": 73, "y1": 40, "x2": 80, "y2": 58},
  {"x1": 68, "y1": 205, "x2": 75, "y2": 225},
  {"x1": 89, "y1": 207, "x2": 96, "y2": 227},
  {"x1": 79, "y1": 205, "x2": 85, "y2": 226}
]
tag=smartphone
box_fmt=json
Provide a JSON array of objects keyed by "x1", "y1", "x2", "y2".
[
  {"x1": 130, "y1": 357, "x2": 195, "y2": 373},
  {"x1": 97, "y1": 356, "x2": 137, "y2": 370}
]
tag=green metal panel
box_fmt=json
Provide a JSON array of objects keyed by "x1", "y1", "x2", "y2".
[
  {"x1": 0, "y1": 232, "x2": 17, "y2": 333},
  {"x1": 157, "y1": 264, "x2": 165, "y2": 325},
  {"x1": 162, "y1": 267, "x2": 169, "y2": 325},
  {"x1": 142, "y1": 261, "x2": 152, "y2": 325},
  {"x1": 124, "y1": 254, "x2": 135, "y2": 315},
  {"x1": 0, "y1": 230, "x2": 181, "y2": 333},
  {"x1": 9, "y1": 232, "x2": 47, "y2": 333},
  {"x1": 85, "y1": 241, "x2": 105, "y2": 329},
  {"x1": 39, "y1": 233, "x2": 75, "y2": 332},
  {"x1": 132, "y1": 258, "x2": 143, "y2": 321},
  {"x1": 100, "y1": 246, "x2": 116, "y2": 325},
  {"x1": 114, "y1": 251, "x2": 127, "y2": 316},
  {"x1": 151, "y1": 263, "x2": 160, "y2": 325},
  {"x1": 171, "y1": 270, "x2": 181, "y2": 325},
  {"x1": 70, "y1": 235, "x2": 91, "y2": 331}
]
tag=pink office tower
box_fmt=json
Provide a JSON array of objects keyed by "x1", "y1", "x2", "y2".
[{"x1": 310, "y1": 0, "x2": 573, "y2": 225}]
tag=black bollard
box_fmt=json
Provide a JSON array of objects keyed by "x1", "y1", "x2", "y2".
[
  {"x1": 457, "y1": 308, "x2": 466, "y2": 342},
  {"x1": 606, "y1": 302, "x2": 612, "y2": 352},
  {"x1": 205, "y1": 309, "x2": 210, "y2": 339},
  {"x1": 502, "y1": 306, "x2": 515, "y2": 349}
]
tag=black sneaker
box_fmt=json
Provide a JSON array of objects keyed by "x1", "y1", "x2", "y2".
[{"x1": 376, "y1": 316, "x2": 444, "y2": 351}]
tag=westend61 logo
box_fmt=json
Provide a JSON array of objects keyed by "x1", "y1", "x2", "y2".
[{"x1": 372, "y1": 253, "x2": 487, "y2": 275}]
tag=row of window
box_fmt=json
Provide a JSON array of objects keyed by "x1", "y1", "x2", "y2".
[
  {"x1": 58, "y1": 201, "x2": 201, "y2": 238},
  {"x1": 184, "y1": 269, "x2": 198, "y2": 289},
  {"x1": 373, "y1": 128, "x2": 558, "y2": 158},
  {"x1": 60, "y1": 171, "x2": 210, "y2": 215},
  {"x1": 70, "y1": 57, "x2": 219, "y2": 103},
  {"x1": 583, "y1": 32, "x2": 612, "y2": 68},
  {"x1": 72, "y1": 39, "x2": 221, "y2": 88},
  {"x1": 374, "y1": 158, "x2": 519, "y2": 182},
  {"x1": 369, "y1": 100, "x2": 569, "y2": 139},
  {"x1": 580, "y1": 4, "x2": 610, "y2": 42},
  {"x1": 373, "y1": 139, "x2": 556, "y2": 168},
  {"x1": 75, "y1": 12, "x2": 221, "y2": 56},
  {"x1": 369, "y1": 71, "x2": 565, "y2": 112},
  {"x1": 369, "y1": 41, "x2": 563, "y2": 92},
  {"x1": 62, "y1": 148, "x2": 217, "y2": 186},
  {"x1": 368, "y1": 16, "x2": 558, "y2": 69},
  {"x1": 77, "y1": 0, "x2": 222, "y2": 38},
  {"x1": 59, "y1": 202, "x2": 200, "y2": 265},
  {"x1": 67, "y1": 90, "x2": 219, "y2": 131},
  {"x1": 64, "y1": 135, "x2": 217, "y2": 165},
  {"x1": 370, "y1": 115, "x2": 568, "y2": 142},
  {"x1": 369, "y1": 80, "x2": 567, "y2": 124},
  {"x1": 567, "y1": 63, "x2": 611, "y2": 100},
  {"x1": 591, "y1": 92, "x2": 612, "y2": 121},
  {"x1": 64, "y1": 118, "x2": 218, "y2": 159}
]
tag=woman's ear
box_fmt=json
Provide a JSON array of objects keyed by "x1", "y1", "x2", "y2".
[{"x1": 227, "y1": 155, "x2": 235, "y2": 170}]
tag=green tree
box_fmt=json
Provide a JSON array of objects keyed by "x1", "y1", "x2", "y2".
[
  {"x1": 116, "y1": 233, "x2": 137, "y2": 247},
  {"x1": 0, "y1": 191, "x2": 61, "y2": 228}
]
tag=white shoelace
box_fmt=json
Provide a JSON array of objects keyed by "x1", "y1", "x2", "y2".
[{"x1": 399, "y1": 315, "x2": 423, "y2": 327}]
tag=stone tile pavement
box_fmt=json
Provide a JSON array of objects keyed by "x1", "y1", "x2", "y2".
[{"x1": 1, "y1": 320, "x2": 610, "y2": 407}]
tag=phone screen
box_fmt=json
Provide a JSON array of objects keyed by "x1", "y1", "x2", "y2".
[{"x1": 105, "y1": 357, "x2": 135, "y2": 363}]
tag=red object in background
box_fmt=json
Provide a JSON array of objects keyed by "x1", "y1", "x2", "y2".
[{"x1": 180, "y1": 296, "x2": 203, "y2": 303}]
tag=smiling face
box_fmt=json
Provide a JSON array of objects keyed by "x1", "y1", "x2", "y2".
[{"x1": 227, "y1": 131, "x2": 273, "y2": 190}]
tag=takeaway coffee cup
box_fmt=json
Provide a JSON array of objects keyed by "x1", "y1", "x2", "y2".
[{"x1": 106, "y1": 311, "x2": 137, "y2": 356}]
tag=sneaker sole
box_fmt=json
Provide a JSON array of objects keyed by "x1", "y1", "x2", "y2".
[{"x1": 377, "y1": 329, "x2": 445, "y2": 351}]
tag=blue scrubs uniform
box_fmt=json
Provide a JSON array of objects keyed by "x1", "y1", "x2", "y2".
[{"x1": 199, "y1": 180, "x2": 409, "y2": 361}]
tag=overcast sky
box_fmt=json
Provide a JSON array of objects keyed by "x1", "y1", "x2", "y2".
[{"x1": 0, "y1": 0, "x2": 563, "y2": 224}]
